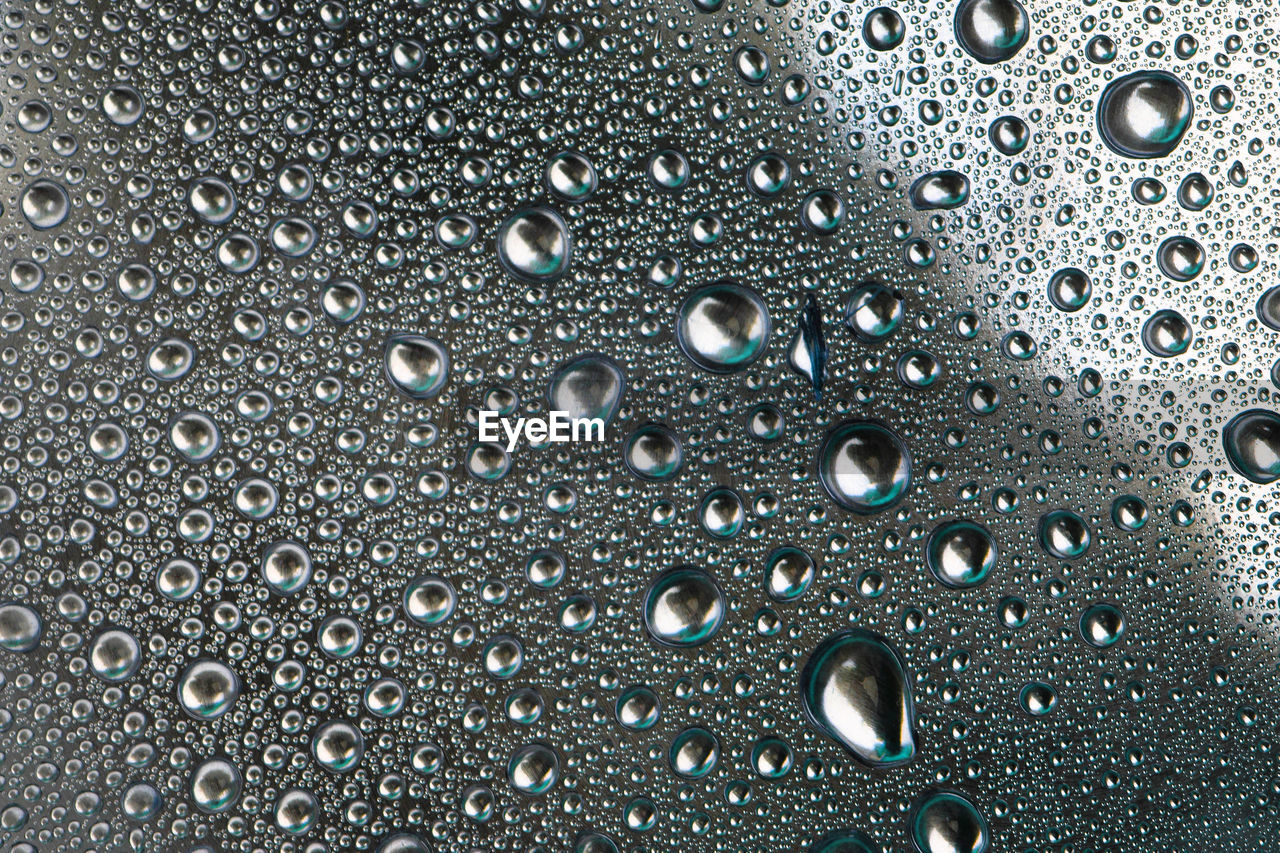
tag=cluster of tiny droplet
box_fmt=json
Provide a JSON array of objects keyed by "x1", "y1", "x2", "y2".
[{"x1": 0, "y1": 0, "x2": 1278, "y2": 851}]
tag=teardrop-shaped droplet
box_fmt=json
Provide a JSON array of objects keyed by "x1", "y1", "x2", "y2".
[
  {"x1": 800, "y1": 629, "x2": 917, "y2": 767},
  {"x1": 788, "y1": 294, "x2": 827, "y2": 400}
]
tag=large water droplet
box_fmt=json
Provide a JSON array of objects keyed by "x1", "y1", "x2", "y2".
[
  {"x1": 844, "y1": 281, "x2": 903, "y2": 342},
  {"x1": 1079, "y1": 603, "x2": 1126, "y2": 648},
  {"x1": 1223, "y1": 409, "x2": 1280, "y2": 484},
  {"x1": 102, "y1": 85, "x2": 144, "y2": 125},
  {"x1": 548, "y1": 354, "x2": 625, "y2": 424},
  {"x1": 814, "y1": 830, "x2": 878, "y2": 853},
  {"x1": 765, "y1": 546, "x2": 817, "y2": 601},
  {"x1": 1097, "y1": 71, "x2": 1193, "y2": 158},
  {"x1": 404, "y1": 576, "x2": 457, "y2": 625},
  {"x1": 376, "y1": 835, "x2": 433, "y2": 853},
  {"x1": 384, "y1": 334, "x2": 449, "y2": 399},
  {"x1": 189, "y1": 177, "x2": 238, "y2": 224},
  {"x1": 90, "y1": 629, "x2": 142, "y2": 681},
  {"x1": 312, "y1": 721, "x2": 365, "y2": 773},
  {"x1": 508, "y1": 744, "x2": 560, "y2": 795},
  {"x1": 910, "y1": 791, "x2": 989, "y2": 853},
  {"x1": 668, "y1": 727, "x2": 720, "y2": 778},
  {"x1": 497, "y1": 207, "x2": 572, "y2": 282},
  {"x1": 191, "y1": 759, "x2": 242, "y2": 814},
  {"x1": 1141, "y1": 309, "x2": 1192, "y2": 357},
  {"x1": 0, "y1": 603, "x2": 41, "y2": 653},
  {"x1": 800, "y1": 629, "x2": 917, "y2": 767},
  {"x1": 863, "y1": 7, "x2": 906, "y2": 50},
  {"x1": 910, "y1": 170, "x2": 971, "y2": 210},
  {"x1": 177, "y1": 659, "x2": 240, "y2": 719},
  {"x1": 20, "y1": 180, "x2": 69, "y2": 230},
  {"x1": 925, "y1": 520, "x2": 998, "y2": 588},
  {"x1": 643, "y1": 567, "x2": 725, "y2": 647},
  {"x1": 1038, "y1": 510, "x2": 1092, "y2": 559},
  {"x1": 954, "y1": 0, "x2": 1029, "y2": 64},
  {"x1": 616, "y1": 686, "x2": 661, "y2": 730},
  {"x1": 676, "y1": 282, "x2": 771, "y2": 372},
  {"x1": 818, "y1": 420, "x2": 912, "y2": 513},
  {"x1": 625, "y1": 423, "x2": 683, "y2": 481},
  {"x1": 546, "y1": 151, "x2": 598, "y2": 201},
  {"x1": 261, "y1": 541, "x2": 313, "y2": 595},
  {"x1": 169, "y1": 412, "x2": 220, "y2": 462},
  {"x1": 1047, "y1": 267, "x2": 1092, "y2": 312},
  {"x1": 1155, "y1": 237, "x2": 1205, "y2": 282}
]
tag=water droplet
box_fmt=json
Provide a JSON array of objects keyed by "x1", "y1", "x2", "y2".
[
  {"x1": 1223, "y1": 409, "x2": 1280, "y2": 484},
  {"x1": 1097, "y1": 71, "x2": 1193, "y2": 158},
  {"x1": 89, "y1": 629, "x2": 142, "y2": 682},
  {"x1": 616, "y1": 685, "x2": 662, "y2": 730},
  {"x1": 669, "y1": 727, "x2": 720, "y2": 777},
  {"x1": 1155, "y1": 237, "x2": 1205, "y2": 282},
  {"x1": 925, "y1": 521, "x2": 998, "y2": 588},
  {"x1": 169, "y1": 412, "x2": 220, "y2": 462},
  {"x1": 800, "y1": 629, "x2": 917, "y2": 767},
  {"x1": 625, "y1": 423, "x2": 684, "y2": 481},
  {"x1": 0, "y1": 603, "x2": 41, "y2": 653},
  {"x1": 177, "y1": 659, "x2": 240, "y2": 719},
  {"x1": 954, "y1": 0, "x2": 1029, "y2": 64},
  {"x1": 818, "y1": 420, "x2": 912, "y2": 513},
  {"x1": 312, "y1": 721, "x2": 365, "y2": 773},
  {"x1": 765, "y1": 546, "x2": 817, "y2": 601},
  {"x1": 677, "y1": 283, "x2": 771, "y2": 372},
  {"x1": 20, "y1": 180, "x2": 69, "y2": 230},
  {"x1": 261, "y1": 541, "x2": 313, "y2": 595},
  {"x1": 1047, "y1": 267, "x2": 1092, "y2": 312},
  {"x1": 1038, "y1": 510, "x2": 1092, "y2": 559},
  {"x1": 497, "y1": 207, "x2": 572, "y2": 282},
  {"x1": 1141, "y1": 309, "x2": 1192, "y2": 357},
  {"x1": 863, "y1": 7, "x2": 906, "y2": 50},
  {"x1": 189, "y1": 177, "x2": 238, "y2": 224},
  {"x1": 1019, "y1": 681, "x2": 1058, "y2": 716},
  {"x1": 548, "y1": 354, "x2": 625, "y2": 424},
  {"x1": 384, "y1": 334, "x2": 449, "y2": 399},
  {"x1": 546, "y1": 152, "x2": 598, "y2": 201},
  {"x1": 1080, "y1": 603, "x2": 1126, "y2": 648},
  {"x1": 191, "y1": 759, "x2": 242, "y2": 814},
  {"x1": 788, "y1": 293, "x2": 827, "y2": 400},
  {"x1": 643, "y1": 567, "x2": 726, "y2": 647},
  {"x1": 844, "y1": 281, "x2": 904, "y2": 342},
  {"x1": 910, "y1": 170, "x2": 971, "y2": 210},
  {"x1": 910, "y1": 791, "x2": 989, "y2": 853},
  {"x1": 404, "y1": 576, "x2": 457, "y2": 625},
  {"x1": 813, "y1": 830, "x2": 878, "y2": 853},
  {"x1": 508, "y1": 744, "x2": 560, "y2": 795}
]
